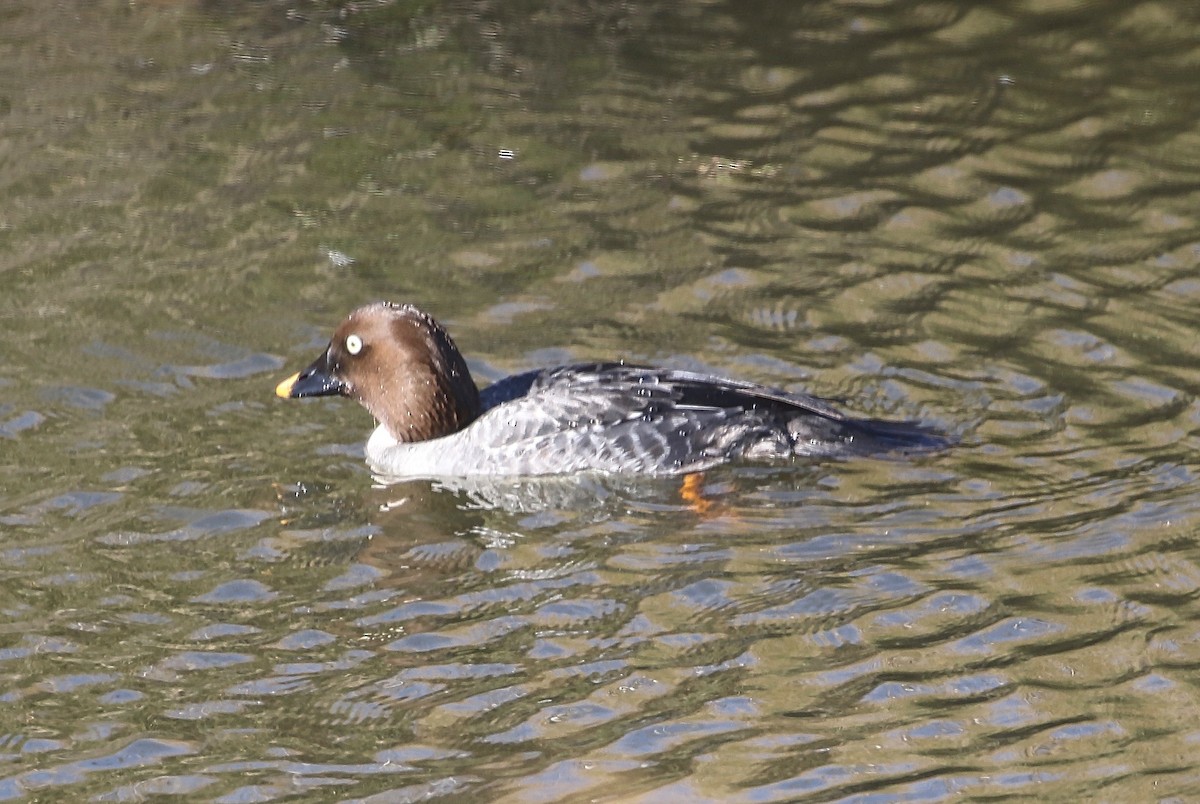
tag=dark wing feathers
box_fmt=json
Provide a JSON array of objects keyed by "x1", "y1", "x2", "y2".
[
  {"x1": 475, "y1": 363, "x2": 943, "y2": 471},
  {"x1": 484, "y1": 363, "x2": 845, "y2": 424},
  {"x1": 632, "y1": 367, "x2": 849, "y2": 421}
]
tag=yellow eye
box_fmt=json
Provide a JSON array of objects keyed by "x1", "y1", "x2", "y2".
[{"x1": 346, "y1": 334, "x2": 363, "y2": 355}]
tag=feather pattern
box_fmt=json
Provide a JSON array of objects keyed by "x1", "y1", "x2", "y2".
[
  {"x1": 276, "y1": 302, "x2": 948, "y2": 479},
  {"x1": 365, "y1": 363, "x2": 944, "y2": 478}
]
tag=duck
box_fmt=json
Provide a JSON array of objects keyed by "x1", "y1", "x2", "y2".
[{"x1": 275, "y1": 301, "x2": 946, "y2": 478}]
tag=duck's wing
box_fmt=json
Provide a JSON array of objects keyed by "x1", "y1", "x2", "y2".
[
  {"x1": 472, "y1": 364, "x2": 921, "y2": 474},
  {"x1": 472, "y1": 364, "x2": 751, "y2": 473},
  {"x1": 639, "y1": 367, "x2": 948, "y2": 453},
  {"x1": 636, "y1": 366, "x2": 850, "y2": 420},
  {"x1": 503, "y1": 364, "x2": 946, "y2": 459},
  {"x1": 491, "y1": 363, "x2": 844, "y2": 422}
]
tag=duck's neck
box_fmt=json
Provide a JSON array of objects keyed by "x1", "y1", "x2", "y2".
[
  {"x1": 368, "y1": 312, "x2": 481, "y2": 443},
  {"x1": 369, "y1": 363, "x2": 479, "y2": 443}
]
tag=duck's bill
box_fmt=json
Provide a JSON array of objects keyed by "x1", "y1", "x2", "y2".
[{"x1": 275, "y1": 353, "x2": 347, "y2": 398}]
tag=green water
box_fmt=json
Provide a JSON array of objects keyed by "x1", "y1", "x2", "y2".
[{"x1": 2, "y1": 1, "x2": 1200, "y2": 800}]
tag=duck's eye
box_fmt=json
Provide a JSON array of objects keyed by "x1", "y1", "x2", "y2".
[{"x1": 345, "y1": 334, "x2": 363, "y2": 355}]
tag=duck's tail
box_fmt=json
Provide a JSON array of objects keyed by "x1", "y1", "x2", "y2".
[{"x1": 834, "y1": 416, "x2": 952, "y2": 456}]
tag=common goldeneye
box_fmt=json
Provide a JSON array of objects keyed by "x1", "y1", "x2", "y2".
[{"x1": 275, "y1": 302, "x2": 946, "y2": 478}]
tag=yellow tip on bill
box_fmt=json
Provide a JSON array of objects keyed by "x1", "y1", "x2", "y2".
[{"x1": 275, "y1": 372, "x2": 300, "y2": 398}]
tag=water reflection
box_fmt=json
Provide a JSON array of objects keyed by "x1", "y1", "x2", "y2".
[{"x1": 2, "y1": 0, "x2": 1200, "y2": 800}]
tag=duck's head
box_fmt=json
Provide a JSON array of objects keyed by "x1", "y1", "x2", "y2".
[{"x1": 275, "y1": 302, "x2": 480, "y2": 442}]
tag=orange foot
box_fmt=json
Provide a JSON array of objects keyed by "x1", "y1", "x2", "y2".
[{"x1": 680, "y1": 472, "x2": 722, "y2": 517}]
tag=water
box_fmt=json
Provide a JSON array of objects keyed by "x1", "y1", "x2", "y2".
[{"x1": 2, "y1": 1, "x2": 1200, "y2": 800}]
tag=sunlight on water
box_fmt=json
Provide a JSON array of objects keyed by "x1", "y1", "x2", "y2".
[{"x1": 1, "y1": 0, "x2": 1199, "y2": 801}]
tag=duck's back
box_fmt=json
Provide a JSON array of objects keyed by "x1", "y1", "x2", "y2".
[
  {"x1": 280, "y1": 301, "x2": 948, "y2": 480},
  {"x1": 458, "y1": 363, "x2": 942, "y2": 476}
]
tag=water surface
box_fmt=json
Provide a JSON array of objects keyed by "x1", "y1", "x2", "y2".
[{"x1": 2, "y1": 1, "x2": 1200, "y2": 801}]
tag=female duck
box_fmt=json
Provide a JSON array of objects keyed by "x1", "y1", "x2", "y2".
[{"x1": 275, "y1": 302, "x2": 945, "y2": 478}]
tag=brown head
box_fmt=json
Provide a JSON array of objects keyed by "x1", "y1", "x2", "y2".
[{"x1": 275, "y1": 302, "x2": 481, "y2": 442}]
